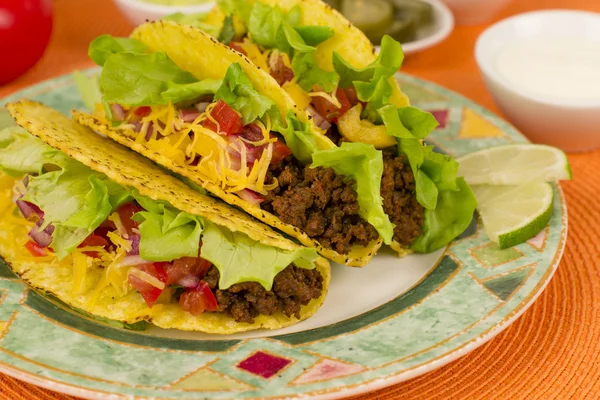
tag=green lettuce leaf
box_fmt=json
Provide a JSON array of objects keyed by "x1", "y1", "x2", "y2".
[
  {"x1": 217, "y1": 15, "x2": 236, "y2": 45},
  {"x1": 411, "y1": 178, "x2": 476, "y2": 253},
  {"x1": 162, "y1": 12, "x2": 221, "y2": 37},
  {"x1": 217, "y1": 0, "x2": 253, "y2": 24},
  {"x1": 162, "y1": 79, "x2": 222, "y2": 103},
  {"x1": 273, "y1": 111, "x2": 321, "y2": 164},
  {"x1": 0, "y1": 127, "x2": 69, "y2": 177},
  {"x1": 100, "y1": 52, "x2": 199, "y2": 106},
  {"x1": 292, "y1": 52, "x2": 339, "y2": 92},
  {"x1": 294, "y1": 26, "x2": 334, "y2": 46},
  {"x1": 215, "y1": 63, "x2": 275, "y2": 124},
  {"x1": 0, "y1": 129, "x2": 131, "y2": 258},
  {"x1": 248, "y1": 2, "x2": 284, "y2": 49},
  {"x1": 200, "y1": 222, "x2": 318, "y2": 290},
  {"x1": 73, "y1": 71, "x2": 102, "y2": 111},
  {"x1": 311, "y1": 143, "x2": 393, "y2": 244},
  {"x1": 333, "y1": 35, "x2": 404, "y2": 122},
  {"x1": 132, "y1": 199, "x2": 204, "y2": 262},
  {"x1": 88, "y1": 35, "x2": 147, "y2": 66}
]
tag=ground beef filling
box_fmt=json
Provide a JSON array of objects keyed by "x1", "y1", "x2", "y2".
[
  {"x1": 326, "y1": 126, "x2": 424, "y2": 246},
  {"x1": 261, "y1": 156, "x2": 379, "y2": 254},
  {"x1": 381, "y1": 148, "x2": 424, "y2": 246},
  {"x1": 203, "y1": 265, "x2": 323, "y2": 324}
]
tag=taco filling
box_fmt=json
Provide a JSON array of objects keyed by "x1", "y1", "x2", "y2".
[
  {"x1": 0, "y1": 126, "x2": 324, "y2": 324},
  {"x1": 80, "y1": 33, "x2": 395, "y2": 255},
  {"x1": 193, "y1": 0, "x2": 476, "y2": 252}
]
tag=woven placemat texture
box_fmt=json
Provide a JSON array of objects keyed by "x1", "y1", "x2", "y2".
[{"x1": 0, "y1": 0, "x2": 599, "y2": 398}]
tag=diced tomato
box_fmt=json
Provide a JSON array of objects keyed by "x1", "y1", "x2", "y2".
[
  {"x1": 203, "y1": 100, "x2": 243, "y2": 135},
  {"x1": 270, "y1": 138, "x2": 292, "y2": 165},
  {"x1": 128, "y1": 262, "x2": 169, "y2": 308},
  {"x1": 117, "y1": 203, "x2": 142, "y2": 237},
  {"x1": 229, "y1": 42, "x2": 247, "y2": 56},
  {"x1": 134, "y1": 106, "x2": 151, "y2": 118},
  {"x1": 78, "y1": 234, "x2": 109, "y2": 258},
  {"x1": 343, "y1": 86, "x2": 360, "y2": 107},
  {"x1": 25, "y1": 241, "x2": 47, "y2": 257},
  {"x1": 179, "y1": 281, "x2": 219, "y2": 316},
  {"x1": 165, "y1": 256, "x2": 212, "y2": 287},
  {"x1": 311, "y1": 87, "x2": 352, "y2": 122}
]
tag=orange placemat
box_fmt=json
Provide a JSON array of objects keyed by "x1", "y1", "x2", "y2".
[{"x1": 1, "y1": 0, "x2": 599, "y2": 399}]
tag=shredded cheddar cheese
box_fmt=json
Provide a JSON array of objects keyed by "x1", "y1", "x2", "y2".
[
  {"x1": 116, "y1": 102, "x2": 279, "y2": 196},
  {"x1": 128, "y1": 267, "x2": 166, "y2": 290}
]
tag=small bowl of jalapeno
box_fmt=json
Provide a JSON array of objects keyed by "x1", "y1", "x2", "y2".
[{"x1": 326, "y1": 0, "x2": 454, "y2": 54}]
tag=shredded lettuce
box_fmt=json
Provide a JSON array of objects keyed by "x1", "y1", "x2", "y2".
[
  {"x1": 200, "y1": 222, "x2": 318, "y2": 290},
  {"x1": 215, "y1": 63, "x2": 275, "y2": 124},
  {"x1": 88, "y1": 35, "x2": 148, "y2": 67},
  {"x1": 132, "y1": 198, "x2": 204, "y2": 262},
  {"x1": 378, "y1": 105, "x2": 477, "y2": 252},
  {"x1": 292, "y1": 52, "x2": 339, "y2": 92},
  {"x1": 311, "y1": 143, "x2": 393, "y2": 244},
  {"x1": 333, "y1": 35, "x2": 404, "y2": 122},
  {"x1": 162, "y1": 12, "x2": 221, "y2": 37},
  {"x1": 411, "y1": 178, "x2": 476, "y2": 253},
  {"x1": 0, "y1": 128, "x2": 131, "y2": 259}
]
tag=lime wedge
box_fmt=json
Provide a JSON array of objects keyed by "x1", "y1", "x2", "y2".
[
  {"x1": 457, "y1": 144, "x2": 571, "y2": 185},
  {"x1": 472, "y1": 183, "x2": 554, "y2": 249}
]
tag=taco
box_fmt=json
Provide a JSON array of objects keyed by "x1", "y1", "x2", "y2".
[
  {"x1": 1, "y1": 100, "x2": 330, "y2": 334},
  {"x1": 181, "y1": 0, "x2": 478, "y2": 254},
  {"x1": 73, "y1": 21, "x2": 399, "y2": 267}
]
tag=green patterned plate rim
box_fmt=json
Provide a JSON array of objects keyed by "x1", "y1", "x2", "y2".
[{"x1": 0, "y1": 70, "x2": 568, "y2": 400}]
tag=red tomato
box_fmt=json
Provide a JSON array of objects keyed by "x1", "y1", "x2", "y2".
[
  {"x1": 78, "y1": 234, "x2": 109, "y2": 258},
  {"x1": 134, "y1": 106, "x2": 151, "y2": 118},
  {"x1": 116, "y1": 203, "x2": 142, "y2": 237},
  {"x1": 343, "y1": 86, "x2": 360, "y2": 107},
  {"x1": 179, "y1": 282, "x2": 218, "y2": 316},
  {"x1": 203, "y1": 100, "x2": 243, "y2": 135},
  {"x1": 25, "y1": 240, "x2": 47, "y2": 257},
  {"x1": 128, "y1": 263, "x2": 169, "y2": 308},
  {"x1": 165, "y1": 256, "x2": 212, "y2": 286},
  {"x1": 311, "y1": 87, "x2": 352, "y2": 122},
  {"x1": 229, "y1": 42, "x2": 247, "y2": 56},
  {"x1": 270, "y1": 139, "x2": 292, "y2": 165},
  {"x1": 0, "y1": 0, "x2": 53, "y2": 84}
]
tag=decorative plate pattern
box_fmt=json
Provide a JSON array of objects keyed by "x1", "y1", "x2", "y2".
[{"x1": 0, "y1": 71, "x2": 567, "y2": 400}]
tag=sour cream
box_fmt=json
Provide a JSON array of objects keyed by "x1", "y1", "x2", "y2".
[{"x1": 494, "y1": 37, "x2": 600, "y2": 101}]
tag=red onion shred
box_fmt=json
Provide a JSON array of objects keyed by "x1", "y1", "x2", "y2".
[
  {"x1": 179, "y1": 108, "x2": 201, "y2": 122},
  {"x1": 17, "y1": 200, "x2": 43, "y2": 219},
  {"x1": 238, "y1": 189, "x2": 265, "y2": 205},
  {"x1": 110, "y1": 104, "x2": 126, "y2": 121},
  {"x1": 306, "y1": 105, "x2": 331, "y2": 131}
]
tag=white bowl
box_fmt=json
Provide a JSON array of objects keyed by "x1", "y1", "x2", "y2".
[
  {"x1": 475, "y1": 10, "x2": 600, "y2": 152},
  {"x1": 442, "y1": 0, "x2": 513, "y2": 26},
  {"x1": 114, "y1": 0, "x2": 215, "y2": 26}
]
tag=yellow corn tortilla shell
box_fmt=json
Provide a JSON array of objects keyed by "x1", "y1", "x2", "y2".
[
  {"x1": 4, "y1": 100, "x2": 330, "y2": 333},
  {"x1": 75, "y1": 20, "x2": 383, "y2": 267}
]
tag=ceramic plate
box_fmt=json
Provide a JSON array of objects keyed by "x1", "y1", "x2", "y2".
[{"x1": 0, "y1": 71, "x2": 567, "y2": 400}]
